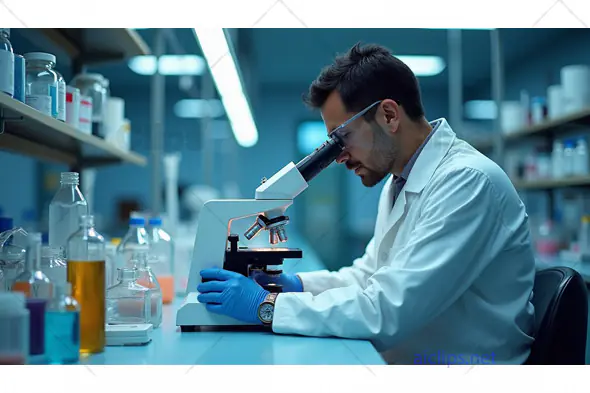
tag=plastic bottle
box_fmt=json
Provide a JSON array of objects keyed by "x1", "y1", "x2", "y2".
[
  {"x1": 574, "y1": 138, "x2": 589, "y2": 176},
  {"x1": 116, "y1": 217, "x2": 150, "y2": 270},
  {"x1": 563, "y1": 140, "x2": 575, "y2": 177},
  {"x1": 134, "y1": 252, "x2": 162, "y2": 328},
  {"x1": 106, "y1": 267, "x2": 151, "y2": 325},
  {"x1": 55, "y1": 69, "x2": 67, "y2": 122},
  {"x1": 24, "y1": 52, "x2": 58, "y2": 117},
  {"x1": 49, "y1": 172, "x2": 88, "y2": 256},
  {"x1": 147, "y1": 217, "x2": 175, "y2": 303},
  {"x1": 552, "y1": 140, "x2": 564, "y2": 179},
  {"x1": 0, "y1": 28, "x2": 14, "y2": 97},
  {"x1": 44, "y1": 282, "x2": 80, "y2": 364},
  {"x1": 66, "y1": 215, "x2": 105, "y2": 354},
  {"x1": 0, "y1": 292, "x2": 29, "y2": 365}
]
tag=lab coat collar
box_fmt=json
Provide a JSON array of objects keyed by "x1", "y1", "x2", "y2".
[{"x1": 382, "y1": 118, "x2": 455, "y2": 233}]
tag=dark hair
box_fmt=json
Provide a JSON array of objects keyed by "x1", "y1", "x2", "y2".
[{"x1": 302, "y1": 42, "x2": 425, "y2": 121}]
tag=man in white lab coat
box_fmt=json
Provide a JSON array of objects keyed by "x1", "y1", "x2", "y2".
[{"x1": 197, "y1": 43, "x2": 536, "y2": 365}]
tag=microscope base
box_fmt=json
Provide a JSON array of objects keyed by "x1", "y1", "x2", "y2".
[{"x1": 176, "y1": 292, "x2": 256, "y2": 330}]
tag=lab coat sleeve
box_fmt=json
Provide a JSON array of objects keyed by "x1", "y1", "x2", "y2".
[
  {"x1": 295, "y1": 236, "x2": 378, "y2": 295},
  {"x1": 272, "y1": 168, "x2": 507, "y2": 350}
]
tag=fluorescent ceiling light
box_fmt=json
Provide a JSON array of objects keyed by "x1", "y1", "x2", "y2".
[
  {"x1": 297, "y1": 121, "x2": 329, "y2": 155},
  {"x1": 128, "y1": 55, "x2": 206, "y2": 76},
  {"x1": 396, "y1": 55, "x2": 446, "y2": 77},
  {"x1": 193, "y1": 28, "x2": 258, "y2": 148},
  {"x1": 174, "y1": 99, "x2": 225, "y2": 119},
  {"x1": 464, "y1": 100, "x2": 497, "y2": 120}
]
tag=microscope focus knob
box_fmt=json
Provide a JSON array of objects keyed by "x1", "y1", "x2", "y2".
[{"x1": 228, "y1": 234, "x2": 239, "y2": 252}]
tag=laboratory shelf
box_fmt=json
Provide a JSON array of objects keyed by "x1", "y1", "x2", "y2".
[
  {"x1": 511, "y1": 176, "x2": 590, "y2": 190},
  {"x1": 18, "y1": 28, "x2": 150, "y2": 66},
  {"x1": 503, "y1": 106, "x2": 590, "y2": 142},
  {"x1": 0, "y1": 94, "x2": 147, "y2": 168}
]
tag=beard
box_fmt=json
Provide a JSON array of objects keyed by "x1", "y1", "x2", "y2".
[{"x1": 358, "y1": 123, "x2": 397, "y2": 187}]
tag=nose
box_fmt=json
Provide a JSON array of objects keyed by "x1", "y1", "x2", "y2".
[{"x1": 336, "y1": 151, "x2": 350, "y2": 164}]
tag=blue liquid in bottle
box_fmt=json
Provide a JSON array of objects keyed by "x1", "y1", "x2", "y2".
[
  {"x1": 45, "y1": 311, "x2": 80, "y2": 364},
  {"x1": 44, "y1": 282, "x2": 80, "y2": 364}
]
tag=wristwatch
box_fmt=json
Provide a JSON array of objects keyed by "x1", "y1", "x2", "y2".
[{"x1": 257, "y1": 293, "x2": 278, "y2": 325}]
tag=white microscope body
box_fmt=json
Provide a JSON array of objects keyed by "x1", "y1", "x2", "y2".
[{"x1": 176, "y1": 134, "x2": 345, "y2": 330}]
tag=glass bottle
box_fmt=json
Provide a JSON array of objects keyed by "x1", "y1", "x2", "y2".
[
  {"x1": 49, "y1": 172, "x2": 88, "y2": 256},
  {"x1": 135, "y1": 253, "x2": 162, "y2": 328},
  {"x1": 12, "y1": 232, "x2": 52, "y2": 299},
  {"x1": 0, "y1": 225, "x2": 27, "y2": 292},
  {"x1": 66, "y1": 215, "x2": 105, "y2": 354},
  {"x1": 24, "y1": 52, "x2": 58, "y2": 117},
  {"x1": 106, "y1": 268, "x2": 151, "y2": 325},
  {"x1": 0, "y1": 28, "x2": 14, "y2": 97},
  {"x1": 116, "y1": 217, "x2": 150, "y2": 270},
  {"x1": 45, "y1": 282, "x2": 80, "y2": 364},
  {"x1": 147, "y1": 217, "x2": 175, "y2": 304},
  {"x1": 41, "y1": 246, "x2": 67, "y2": 286}
]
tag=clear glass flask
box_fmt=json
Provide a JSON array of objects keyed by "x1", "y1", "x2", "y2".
[
  {"x1": 45, "y1": 282, "x2": 80, "y2": 364},
  {"x1": 147, "y1": 217, "x2": 174, "y2": 304},
  {"x1": 116, "y1": 217, "x2": 150, "y2": 270},
  {"x1": 135, "y1": 253, "x2": 162, "y2": 328},
  {"x1": 0, "y1": 226, "x2": 27, "y2": 292},
  {"x1": 12, "y1": 232, "x2": 52, "y2": 299},
  {"x1": 66, "y1": 215, "x2": 105, "y2": 354},
  {"x1": 106, "y1": 268, "x2": 151, "y2": 325},
  {"x1": 49, "y1": 172, "x2": 88, "y2": 256}
]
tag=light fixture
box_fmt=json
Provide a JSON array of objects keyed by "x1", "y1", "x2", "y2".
[
  {"x1": 193, "y1": 28, "x2": 258, "y2": 148},
  {"x1": 396, "y1": 55, "x2": 446, "y2": 77},
  {"x1": 174, "y1": 99, "x2": 225, "y2": 119},
  {"x1": 128, "y1": 55, "x2": 206, "y2": 76},
  {"x1": 297, "y1": 121, "x2": 328, "y2": 155},
  {"x1": 464, "y1": 100, "x2": 497, "y2": 120}
]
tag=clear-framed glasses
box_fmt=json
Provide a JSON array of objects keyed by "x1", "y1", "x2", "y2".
[{"x1": 329, "y1": 100, "x2": 382, "y2": 144}]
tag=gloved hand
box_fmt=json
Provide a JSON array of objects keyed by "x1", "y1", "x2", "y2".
[
  {"x1": 197, "y1": 268, "x2": 270, "y2": 324},
  {"x1": 254, "y1": 272, "x2": 304, "y2": 292}
]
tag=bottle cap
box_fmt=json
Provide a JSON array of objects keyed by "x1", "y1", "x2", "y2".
[
  {"x1": 129, "y1": 217, "x2": 145, "y2": 226},
  {"x1": 149, "y1": 217, "x2": 162, "y2": 226},
  {"x1": 24, "y1": 52, "x2": 57, "y2": 64}
]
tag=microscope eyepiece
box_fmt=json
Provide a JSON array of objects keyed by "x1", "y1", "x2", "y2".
[{"x1": 296, "y1": 134, "x2": 344, "y2": 183}]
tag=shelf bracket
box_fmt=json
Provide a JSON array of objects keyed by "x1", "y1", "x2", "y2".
[{"x1": 0, "y1": 109, "x2": 25, "y2": 135}]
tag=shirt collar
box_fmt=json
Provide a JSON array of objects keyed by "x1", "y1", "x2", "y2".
[{"x1": 394, "y1": 119, "x2": 441, "y2": 182}]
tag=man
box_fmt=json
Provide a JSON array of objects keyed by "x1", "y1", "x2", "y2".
[{"x1": 197, "y1": 43, "x2": 536, "y2": 365}]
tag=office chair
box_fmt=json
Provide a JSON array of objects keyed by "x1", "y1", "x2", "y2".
[{"x1": 525, "y1": 267, "x2": 588, "y2": 365}]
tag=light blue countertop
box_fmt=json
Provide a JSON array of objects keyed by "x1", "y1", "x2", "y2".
[{"x1": 78, "y1": 231, "x2": 385, "y2": 365}]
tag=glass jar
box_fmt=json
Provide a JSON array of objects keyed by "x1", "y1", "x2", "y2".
[
  {"x1": 0, "y1": 28, "x2": 14, "y2": 97},
  {"x1": 0, "y1": 292, "x2": 29, "y2": 365},
  {"x1": 134, "y1": 253, "x2": 162, "y2": 328},
  {"x1": 24, "y1": 52, "x2": 58, "y2": 118},
  {"x1": 106, "y1": 268, "x2": 151, "y2": 325},
  {"x1": 41, "y1": 246, "x2": 67, "y2": 286},
  {"x1": 70, "y1": 73, "x2": 110, "y2": 135}
]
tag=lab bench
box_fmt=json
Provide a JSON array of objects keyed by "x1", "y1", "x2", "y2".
[{"x1": 77, "y1": 232, "x2": 385, "y2": 365}]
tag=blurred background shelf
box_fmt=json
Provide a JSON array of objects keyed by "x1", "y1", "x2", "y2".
[
  {"x1": 504, "y1": 106, "x2": 590, "y2": 142},
  {"x1": 512, "y1": 176, "x2": 590, "y2": 190},
  {"x1": 0, "y1": 94, "x2": 147, "y2": 168},
  {"x1": 17, "y1": 28, "x2": 151, "y2": 68}
]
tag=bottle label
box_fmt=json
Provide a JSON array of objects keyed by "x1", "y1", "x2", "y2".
[
  {"x1": 49, "y1": 84, "x2": 58, "y2": 118},
  {"x1": 26, "y1": 95, "x2": 52, "y2": 116},
  {"x1": 0, "y1": 50, "x2": 14, "y2": 96},
  {"x1": 57, "y1": 81, "x2": 66, "y2": 121}
]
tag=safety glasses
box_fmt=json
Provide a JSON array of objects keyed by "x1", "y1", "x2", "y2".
[{"x1": 329, "y1": 100, "x2": 383, "y2": 145}]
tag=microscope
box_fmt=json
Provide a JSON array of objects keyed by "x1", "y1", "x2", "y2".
[{"x1": 176, "y1": 131, "x2": 345, "y2": 330}]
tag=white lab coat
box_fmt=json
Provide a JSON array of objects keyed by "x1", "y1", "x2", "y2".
[{"x1": 272, "y1": 118, "x2": 536, "y2": 365}]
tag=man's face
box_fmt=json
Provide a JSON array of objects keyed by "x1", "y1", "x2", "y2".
[{"x1": 321, "y1": 92, "x2": 399, "y2": 187}]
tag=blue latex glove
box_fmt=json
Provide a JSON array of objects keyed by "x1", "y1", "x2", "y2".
[
  {"x1": 197, "y1": 268, "x2": 270, "y2": 324},
  {"x1": 254, "y1": 272, "x2": 304, "y2": 292}
]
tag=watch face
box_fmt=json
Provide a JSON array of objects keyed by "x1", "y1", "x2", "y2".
[{"x1": 259, "y1": 303, "x2": 274, "y2": 323}]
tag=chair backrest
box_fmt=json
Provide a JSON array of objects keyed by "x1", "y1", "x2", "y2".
[{"x1": 525, "y1": 267, "x2": 588, "y2": 365}]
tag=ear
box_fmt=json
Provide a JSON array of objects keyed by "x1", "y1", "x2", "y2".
[{"x1": 381, "y1": 99, "x2": 400, "y2": 133}]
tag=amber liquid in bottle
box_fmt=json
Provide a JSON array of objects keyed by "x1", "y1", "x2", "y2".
[{"x1": 67, "y1": 260, "x2": 105, "y2": 354}]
